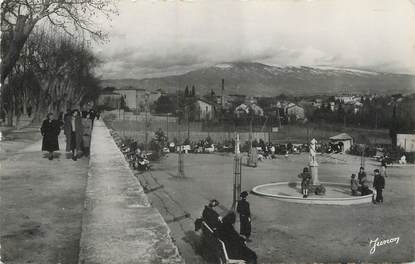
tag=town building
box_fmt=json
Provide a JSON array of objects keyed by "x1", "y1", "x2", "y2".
[
  {"x1": 329, "y1": 133, "x2": 354, "y2": 153},
  {"x1": 286, "y1": 103, "x2": 305, "y2": 120},
  {"x1": 115, "y1": 87, "x2": 162, "y2": 111},
  {"x1": 312, "y1": 98, "x2": 323, "y2": 108},
  {"x1": 396, "y1": 133, "x2": 415, "y2": 152},
  {"x1": 97, "y1": 87, "x2": 123, "y2": 109},
  {"x1": 194, "y1": 99, "x2": 215, "y2": 121},
  {"x1": 234, "y1": 103, "x2": 264, "y2": 118},
  {"x1": 97, "y1": 92, "x2": 123, "y2": 109}
]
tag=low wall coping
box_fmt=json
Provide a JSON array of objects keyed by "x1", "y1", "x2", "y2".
[{"x1": 78, "y1": 120, "x2": 184, "y2": 264}]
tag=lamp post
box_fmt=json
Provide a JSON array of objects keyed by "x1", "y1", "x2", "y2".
[
  {"x1": 166, "y1": 113, "x2": 169, "y2": 141},
  {"x1": 144, "y1": 92, "x2": 149, "y2": 152},
  {"x1": 177, "y1": 89, "x2": 185, "y2": 178},
  {"x1": 232, "y1": 133, "x2": 242, "y2": 210}
]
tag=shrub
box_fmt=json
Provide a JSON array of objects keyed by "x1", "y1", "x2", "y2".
[
  {"x1": 241, "y1": 141, "x2": 250, "y2": 153},
  {"x1": 383, "y1": 145, "x2": 406, "y2": 162},
  {"x1": 205, "y1": 136, "x2": 213, "y2": 146},
  {"x1": 148, "y1": 150, "x2": 162, "y2": 161},
  {"x1": 310, "y1": 184, "x2": 326, "y2": 195},
  {"x1": 405, "y1": 152, "x2": 415, "y2": 163},
  {"x1": 183, "y1": 137, "x2": 191, "y2": 145}
]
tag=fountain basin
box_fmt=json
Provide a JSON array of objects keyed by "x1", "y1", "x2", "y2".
[{"x1": 252, "y1": 181, "x2": 374, "y2": 205}]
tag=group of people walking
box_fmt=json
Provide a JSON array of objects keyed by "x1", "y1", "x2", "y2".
[
  {"x1": 41, "y1": 109, "x2": 98, "y2": 160},
  {"x1": 198, "y1": 191, "x2": 257, "y2": 264}
]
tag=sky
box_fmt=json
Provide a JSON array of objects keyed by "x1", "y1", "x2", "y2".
[{"x1": 93, "y1": 0, "x2": 415, "y2": 79}]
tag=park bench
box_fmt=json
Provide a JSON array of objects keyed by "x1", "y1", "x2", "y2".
[{"x1": 201, "y1": 221, "x2": 246, "y2": 264}]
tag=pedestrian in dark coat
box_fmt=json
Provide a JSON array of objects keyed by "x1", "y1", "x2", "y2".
[
  {"x1": 69, "y1": 109, "x2": 83, "y2": 160},
  {"x1": 89, "y1": 109, "x2": 96, "y2": 120},
  {"x1": 218, "y1": 212, "x2": 257, "y2": 264},
  {"x1": 202, "y1": 199, "x2": 221, "y2": 231},
  {"x1": 41, "y1": 113, "x2": 60, "y2": 160},
  {"x1": 237, "y1": 191, "x2": 252, "y2": 241},
  {"x1": 63, "y1": 110, "x2": 72, "y2": 152},
  {"x1": 82, "y1": 111, "x2": 93, "y2": 157},
  {"x1": 373, "y1": 169, "x2": 385, "y2": 203}
]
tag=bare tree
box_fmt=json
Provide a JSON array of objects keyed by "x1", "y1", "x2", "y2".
[
  {"x1": 1, "y1": 26, "x2": 101, "y2": 124},
  {"x1": 1, "y1": 0, "x2": 117, "y2": 83}
]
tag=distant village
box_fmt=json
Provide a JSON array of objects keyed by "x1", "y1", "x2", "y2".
[{"x1": 98, "y1": 84, "x2": 414, "y2": 131}]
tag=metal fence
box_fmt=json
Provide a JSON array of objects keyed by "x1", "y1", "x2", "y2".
[{"x1": 114, "y1": 129, "x2": 269, "y2": 144}]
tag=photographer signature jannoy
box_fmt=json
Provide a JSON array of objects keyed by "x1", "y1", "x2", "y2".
[{"x1": 369, "y1": 236, "x2": 400, "y2": 255}]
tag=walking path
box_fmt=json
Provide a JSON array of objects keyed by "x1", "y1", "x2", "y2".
[
  {"x1": 1, "y1": 131, "x2": 89, "y2": 264},
  {"x1": 77, "y1": 120, "x2": 183, "y2": 264},
  {"x1": 1, "y1": 120, "x2": 184, "y2": 264}
]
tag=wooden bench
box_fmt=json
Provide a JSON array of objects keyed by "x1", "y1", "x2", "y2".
[{"x1": 201, "y1": 222, "x2": 246, "y2": 264}]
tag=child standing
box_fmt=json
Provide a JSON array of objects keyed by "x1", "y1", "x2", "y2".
[
  {"x1": 299, "y1": 167, "x2": 311, "y2": 198},
  {"x1": 373, "y1": 169, "x2": 385, "y2": 203}
]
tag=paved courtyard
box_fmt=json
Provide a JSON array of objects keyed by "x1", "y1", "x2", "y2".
[
  {"x1": 141, "y1": 152, "x2": 415, "y2": 263},
  {"x1": 1, "y1": 126, "x2": 414, "y2": 263}
]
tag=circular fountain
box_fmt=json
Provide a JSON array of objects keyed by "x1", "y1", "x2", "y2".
[
  {"x1": 252, "y1": 181, "x2": 374, "y2": 205},
  {"x1": 252, "y1": 139, "x2": 373, "y2": 205}
]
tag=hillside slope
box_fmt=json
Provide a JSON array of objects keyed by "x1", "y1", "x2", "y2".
[{"x1": 101, "y1": 62, "x2": 415, "y2": 96}]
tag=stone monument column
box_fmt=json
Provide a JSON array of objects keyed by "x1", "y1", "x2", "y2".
[{"x1": 309, "y1": 138, "x2": 319, "y2": 185}]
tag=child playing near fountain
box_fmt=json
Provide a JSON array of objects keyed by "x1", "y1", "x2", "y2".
[
  {"x1": 299, "y1": 167, "x2": 311, "y2": 198},
  {"x1": 350, "y1": 174, "x2": 359, "y2": 196}
]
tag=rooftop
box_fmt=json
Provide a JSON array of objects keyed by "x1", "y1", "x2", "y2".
[{"x1": 329, "y1": 133, "x2": 353, "y2": 141}]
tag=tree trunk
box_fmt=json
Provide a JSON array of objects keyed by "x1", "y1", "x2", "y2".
[
  {"x1": 22, "y1": 97, "x2": 28, "y2": 116},
  {"x1": 33, "y1": 98, "x2": 48, "y2": 123},
  {"x1": 1, "y1": 16, "x2": 37, "y2": 84},
  {"x1": 6, "y1": 109, "x2": 13, "y2": 126},
  {"x1": 15, "y1": 110, "x2": 21, "y2": 128}
]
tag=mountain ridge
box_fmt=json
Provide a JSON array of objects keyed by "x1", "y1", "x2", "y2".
[{"x1": 100, "y1": 62, "x2": 415, "y2": 96}]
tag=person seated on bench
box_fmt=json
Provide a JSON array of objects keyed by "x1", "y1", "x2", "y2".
[
  {"x1": 218, "y1": 212, "x2": 257, "y2": 264},
  {"x1": 202, "y1": 199, "x2": 222, "y2": 231}
]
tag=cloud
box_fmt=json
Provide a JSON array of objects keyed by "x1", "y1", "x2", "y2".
[{"x1": 94, "y1": 0, "x2": 415, "y2": 79}]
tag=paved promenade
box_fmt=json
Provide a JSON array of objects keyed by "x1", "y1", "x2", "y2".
[
  {"x1": 77, "y1": 120, "x2": 184, "y2": 264},
  {"x1": 1, "y1": 129, "x2": 88, "y2": 264}
]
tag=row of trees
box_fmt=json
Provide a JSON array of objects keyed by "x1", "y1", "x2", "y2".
[
  {"x1": 1, "y1": 0, "x2": 117, "y2": 126},
  {"x1": 308, "y1": 96, "x2": 415, "y2": 131},
  {"x1": 2, "y1": 28, "x2": 101, "y2": 125}
]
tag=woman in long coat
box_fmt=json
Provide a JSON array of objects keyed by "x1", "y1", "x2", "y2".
[
  {"x1": 81, "y1": 111, "x2": 93, "y2": 157},
  {"x1": 41, "y1": 113, "x2": 61, "y2": 160},
  {"x1": 69, "y1": 109, "x2": 83, "y2": 161},
  {"x1": 237, "y1": 191, "x2": 252, "y2": 241}
]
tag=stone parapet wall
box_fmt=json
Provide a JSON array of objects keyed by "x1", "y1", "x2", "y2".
[{"x1": 78, "y1": 120, "x2": 184, "y2": 264}]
